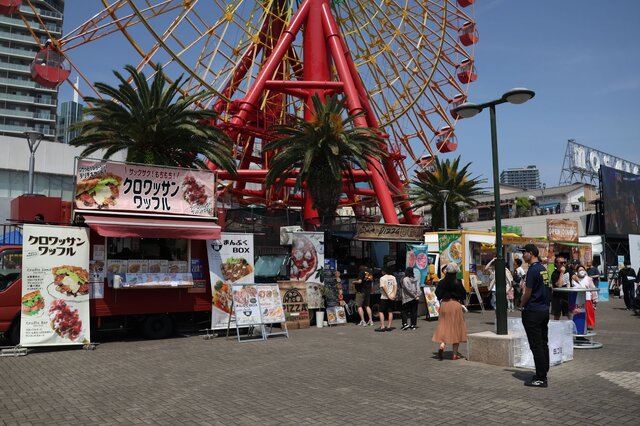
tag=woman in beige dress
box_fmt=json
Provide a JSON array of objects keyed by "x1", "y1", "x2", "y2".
[{"x1": 433, "y1": 263, "x2": 468, "y2": 360}]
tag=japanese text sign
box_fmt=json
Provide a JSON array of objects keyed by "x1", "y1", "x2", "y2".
[{"x1": 75, "y1": 159, "x2": 216, "y2": 217}]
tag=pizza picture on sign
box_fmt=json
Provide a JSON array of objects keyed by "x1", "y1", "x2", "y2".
[{"x1": 290, "y1": 235, "x2": 317, "y2": 281}]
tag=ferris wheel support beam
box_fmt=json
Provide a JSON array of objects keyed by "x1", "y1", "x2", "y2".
[
  {"x1": 337, "y1": 30, "x2": 419, "y2": 225},
  {"x1": 230, "y1": 0, "x2": 311, "y2": 127},
  {"x1": 321, "y1": 1, "x2": 400, "y2": 224}
]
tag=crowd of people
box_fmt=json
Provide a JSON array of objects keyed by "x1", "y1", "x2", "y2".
[{"x1": 347, "y1": 243, "x2": 640, "y2": 390}]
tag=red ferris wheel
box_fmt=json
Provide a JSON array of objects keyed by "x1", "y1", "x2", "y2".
[{"x1": 5, "y1": 0, "x2": 479, "y2": 225}]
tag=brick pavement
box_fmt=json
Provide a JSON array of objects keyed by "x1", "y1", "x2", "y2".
[{"x1": 1, "y1": 297, "x2": 639, "y2": 425}]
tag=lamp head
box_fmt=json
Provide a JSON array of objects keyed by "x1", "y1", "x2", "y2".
[
  {"x1": 502, "y1": 88, "x2": 535, "y2": 105},
  {"x1": 452, "y1": 102, "x2": 482, "y2": 118},
  {"x1": 24, "y1": 131, "x2": 44, "y2": 142}
]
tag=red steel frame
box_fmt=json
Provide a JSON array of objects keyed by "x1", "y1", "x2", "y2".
[{"x1": 211, "y1": 0, "x2": 418, "y2": 225}]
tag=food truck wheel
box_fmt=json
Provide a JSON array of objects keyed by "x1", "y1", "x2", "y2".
[{"x1": 142, "y1": 315, "x2": 173, "y2": 339}]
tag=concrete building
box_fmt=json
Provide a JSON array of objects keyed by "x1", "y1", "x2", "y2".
[
  {"x1": 499, "y1": 165, "x2": 541, "y2": 190},
  {"x1": 0, "y1": 1, "x2": 64, "y2": 140},
  {"x1": 0, "y1": 135, "x2": 126, "y2": 221},
  {"x1": 461, "y1": 183, "x2": 598, "y2": 237}
]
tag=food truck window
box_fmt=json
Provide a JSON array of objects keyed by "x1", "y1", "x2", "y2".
[
  {"x1": 0, "y1": 248, "x2": 22, "y2": 292},
  {"x1": 107, "y1": 238, "x2": 189, "y2": 261}
]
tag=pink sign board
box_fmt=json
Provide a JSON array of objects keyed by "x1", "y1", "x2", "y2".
[{"x1": 75, "y1": 160, "x2": 216, "y2": 217}]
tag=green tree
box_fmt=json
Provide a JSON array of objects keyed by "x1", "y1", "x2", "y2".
[
  {"x1": 409, "y1": 156, "x2": 486, "y2": 230},
  {"x1": 264, "y1": 94, "x2": 387, "y2": 224},
  {"x1": 70, "y1": 65, "x2": 236, "y2": 173},
  {"x1": 514, "y1": 196, "x2": 532, "y2": 217}
]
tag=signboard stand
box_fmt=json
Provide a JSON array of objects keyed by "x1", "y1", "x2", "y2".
[
  {"x1": 264, "y1": 322, "x2": 289, "y2": 339},
  {"x1": 466, "y1": 275, "x2": 485, "y2": 312},
  {"x1": 224, "y1": 283, "x2": 289, "y2": 342},
  {"x1": 0, "y1": 345, "x2": 28, "y2": 357},
  {"x1": 226, "y1": 299, "x2": 265, "y2": 343}
]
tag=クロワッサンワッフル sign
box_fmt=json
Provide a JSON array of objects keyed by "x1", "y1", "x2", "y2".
[
  {"x1": 20, "y1": 225, "x2": 91, "y2": 347},
  {"x1": 74, "y1": 159, "x2": 216, "y2": 217}
]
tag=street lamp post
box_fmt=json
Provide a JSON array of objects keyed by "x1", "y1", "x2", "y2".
[
  {"x1": 24, "y1": 131, "x2": 44, "y2": 195},
  {"x1": 541, "y1": 183, "x2": 546, "y2": 214},
  {"x1": 453, "y1": 88, "x2": 535, "y2": 335},
  {"x1": 439, "y1": 189, "x2": 450, "y2": 231}
]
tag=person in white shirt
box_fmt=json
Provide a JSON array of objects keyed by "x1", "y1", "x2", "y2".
[
  {"x1": 572, "y1": 264, "x2": 598, "y2": 329},
  {"x1": 376, "y1": 267, "x2": 397, "y2": 332},
  {"x1": 485, "y1": 258, "x2": 514, "y2": 310}
]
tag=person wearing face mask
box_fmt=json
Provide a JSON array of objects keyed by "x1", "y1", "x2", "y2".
[{"x1": 572, "y1": 264, "x2": 598, "y2": 329}]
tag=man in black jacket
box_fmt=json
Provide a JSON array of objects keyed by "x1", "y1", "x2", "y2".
[{"x1": 618, "y1": 261, "x2": 637, "y2": 310}]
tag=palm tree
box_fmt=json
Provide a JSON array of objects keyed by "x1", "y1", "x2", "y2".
[
  {"x1": 264, "y1": 94, "x2": 387, "y2": 224},
  {"x1": 409, "y1": 156, "x2": 486, "y2": 230},
  {"x1": 70, "y1": 65, "x2": 236, "y2": 173}
]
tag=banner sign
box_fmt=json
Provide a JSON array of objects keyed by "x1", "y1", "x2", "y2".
[
  {"x1": 406, "y1": 244, "x2": 430, "y2": 287},
  {"x1": 630, "y1": 235, "x2": 640, "y2": 270},
  {"x1": 20, "y1": 225, "x2": 90, "y2": 347},
  {"x1": 355, "y1": 222, "x2": 424, "y2": 242},
  {"x1": 75, "y1": 159, "x2": 216, "y2": 217},
  {"x1": 207, "y1": 233, "x2": 255, "y2": 329},
  {"x1": 438, "y1": 233, "x2": 463, "y2": 279},
  {"x1": 547, "y1": 219, "x2": 579, "y2": 242},
  {"x1": 290, "y1": 232, "x2": 324, "y2": 309}
]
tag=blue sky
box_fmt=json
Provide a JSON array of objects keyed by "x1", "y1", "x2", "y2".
[
  {"x1": 453, "y1": 0, "x2": 640, "y2": 187},
  {"x1": 60, "y1": 0, "x2": 640, "y2": 188}
]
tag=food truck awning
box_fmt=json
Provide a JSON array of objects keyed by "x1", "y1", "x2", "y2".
[{"x1": 81, "y1": 213, "x2": 221, "y2": 240}]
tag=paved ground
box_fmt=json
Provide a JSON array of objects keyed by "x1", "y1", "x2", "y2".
[{"x1": 1, "y1": 296, "x2": 639, "y2": 425}]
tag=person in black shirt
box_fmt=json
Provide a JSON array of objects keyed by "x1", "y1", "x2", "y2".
[
  {"x1": 353, "y1": 264, "x2": 374, "y2": 326},
  {"x1": 618, "y1": 261, "x2": 637, "y2": 310},
  {"x1": 432, "y1": 263, "x2": 467, "y2": 360},
  {"x1": 520, "y1": 243, "x2": 550, "y2": 388},
  {"x1": 550, "y1": 255, "x2": 571, "y2": 320}
]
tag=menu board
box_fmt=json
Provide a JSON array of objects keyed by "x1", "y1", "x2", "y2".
[
  {"x1": 148, "y1": 259, "x2": 168, "y2": 273},
  {"x1": 20, "y1": 225, "x2": 91, "y2": 347},
  {"x1": 423, "y1": 286, "x2": 440, "y2": 318},
  {"x1": 207, "y1": 233, "x2": 255, "y2": 329},
  {"x1": 326, "y1": 306, "x2": 347, "y2": 325},
  {"x1": 257, "y1": 284, "x2": 285, "y2": 323},
  {"x1": 106, "y1": 259, "x2": 127, "y2": 274},
  {"x1": 167, "y1": 260, "x2": 188, "y2": 273},
  {"x1": 232, "y1": 284, "x2": 262, "y2": 326},
  {"x1": 127, "y1": 259, "x2": 148, "y2": 274}
]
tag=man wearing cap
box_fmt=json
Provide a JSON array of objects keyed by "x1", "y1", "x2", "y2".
[{"x1": 520, "y1": 243, "x2": 551, "y2": 388}]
